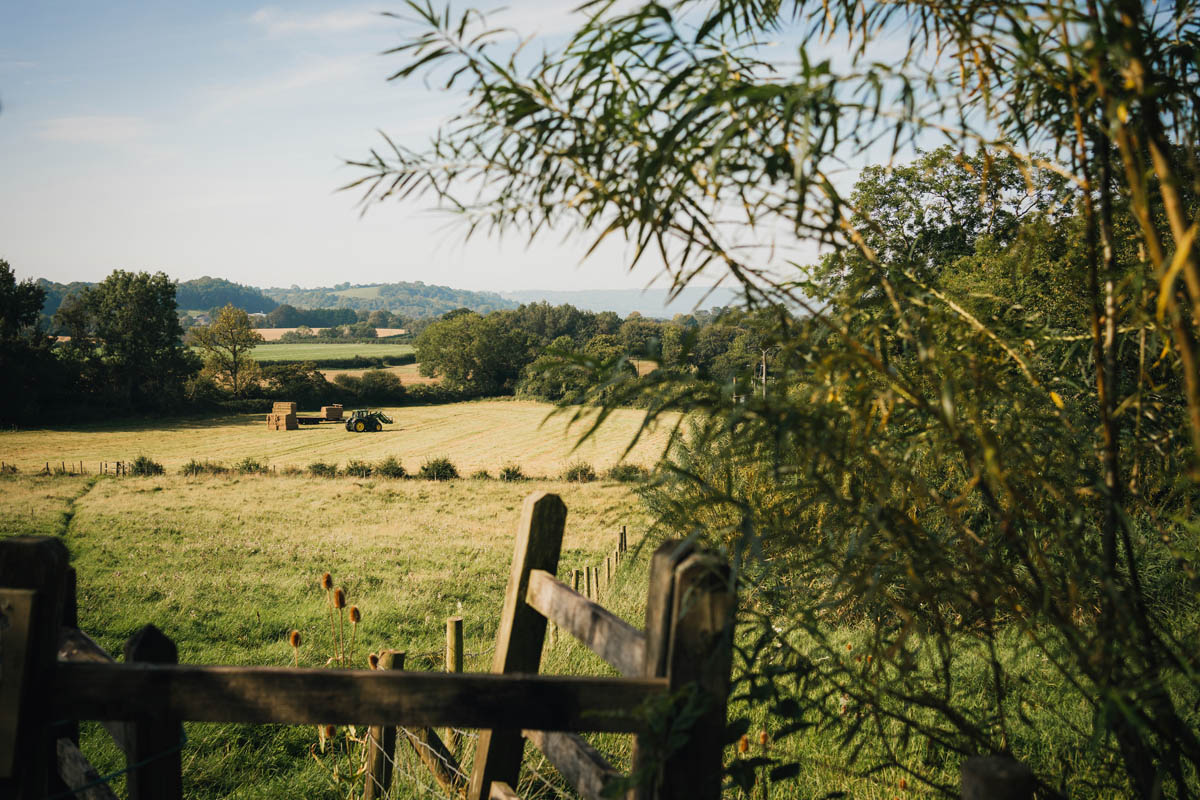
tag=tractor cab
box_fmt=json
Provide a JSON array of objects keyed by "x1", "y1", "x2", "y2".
[{"x1": 345, "y1": 409, "x2": 393, "y2": 432}]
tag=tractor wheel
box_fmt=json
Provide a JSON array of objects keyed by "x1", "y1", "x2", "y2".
[
  {"x1": 345, "y1": 420, "x2": 353, "y2": 432},
  {"x1": 354, "y1": 420, "x2": 367, "y2": 432},
  {"x1": 371, "y1": 419, "x2": 382, "y2": 432}
]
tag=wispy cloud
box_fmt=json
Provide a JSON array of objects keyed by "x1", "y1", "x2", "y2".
[
  {"x1": 198, "y1": 56, "x2": 368, "y2": 114},
  {"x1": 39, "y1": 115, "x2": 148, "y2": 144},
  {"x1": 249, "y1": 7, "x2": 381, "y2": 36}
]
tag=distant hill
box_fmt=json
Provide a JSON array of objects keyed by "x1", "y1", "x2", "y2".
[
  {"x1": 176, "y1": 277, "x2": 277, "y2": 313},
  {"x1": 501, "y1": 286, "x2": 743, "y2": 318},
  {"x1": 37, "y1": 276, "x2": 277, "y2": 317},
  {"x1": 262, "y1": 282, "x2": 517, "y2": 317}
]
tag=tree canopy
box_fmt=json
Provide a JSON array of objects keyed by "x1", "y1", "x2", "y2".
[{"x1": 352, "y1": 0, "x2": 1200, "y2": 795}]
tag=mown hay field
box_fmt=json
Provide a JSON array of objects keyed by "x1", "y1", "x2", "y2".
[
  {"x1": 249, "y1": 342, "x2": 415, "y2": 362},
  {"x1": 255, "y1": 327, "x2": 408, "y2": 341},
  {"x1": 0, "y1": 400, "x2": 673, "y2": 477},
  {"x1": 0, "y1": 473, "x2": 653, "y2": 799}
]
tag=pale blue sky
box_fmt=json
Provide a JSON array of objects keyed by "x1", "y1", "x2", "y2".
[{"x1": 0, "y1": 1, "x2": 689, "y2": 292}]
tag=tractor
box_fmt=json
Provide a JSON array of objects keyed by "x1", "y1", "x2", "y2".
[{"x1": 345, "y1": 409, "x2": 393, "y2": 432}]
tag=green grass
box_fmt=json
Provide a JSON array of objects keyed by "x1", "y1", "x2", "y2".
[
  {"x1": 2, "y1": 473, "x2": 650, "y2": 799},
  {"x1": 248, "y1": 342, "x2": 415, "y2": 362}
]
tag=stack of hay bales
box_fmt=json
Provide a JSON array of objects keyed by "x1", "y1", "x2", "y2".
[
  {"x1": 266, "y1": 401, "x2": 298, "y2": 431},
  {"x1": 321, "y1": 404, "x2": 344, "y2": 421}
]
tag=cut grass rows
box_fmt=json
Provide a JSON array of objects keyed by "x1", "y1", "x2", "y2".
[{"x1": 0, "y1": 400, "x2": 674, "y2": 476}]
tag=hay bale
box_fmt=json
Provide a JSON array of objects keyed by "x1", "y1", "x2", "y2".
[
  {"x1": 321, "y1": 405, "x2": 343, "y2": 421},
  {"x1": 273, "y1": 401, "x2": 298, "y2": 414},
  {"x1": 266, "y1": 412, "x2": 297, "y2": 430},
  {"x1": 283, "y1": 412, "x2": 298, "y2": 430}
]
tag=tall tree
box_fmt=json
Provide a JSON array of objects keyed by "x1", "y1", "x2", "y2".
[
  {"x1": 0, "y1": 260, "x2": 56, "y2": 421},
  {"x1": 55, "y1": 270, "x2": 199, "y2": 408},
  {"x1": 190, "y1": 304, "x2": 265, "y2": 397}
]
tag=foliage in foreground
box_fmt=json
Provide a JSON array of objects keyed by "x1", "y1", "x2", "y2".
[{"x1": 353, "y1": 0, "x2": 1200, "y2": 796}]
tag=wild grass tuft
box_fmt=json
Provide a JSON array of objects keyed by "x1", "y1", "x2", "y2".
[
  {"x1": 307, "y1": 461, "x2": 339, "y2": 478},
  {"x1": 499, "y1": 463, "x2": 525, "y2": 482},
  {"x1": 605, "y1": 463, "x2": 648, "y2": 483},
  {"x1": 130, "y1": 455, "x2": 165, "y2": 477},
  {"x1": 234, "y1": 456, "x2": 268, "y2": 475},
  {"x1": 373, "y1": 456, "x2": 407, "y2": 478},
  {"x1": 563, "y1": 461, "x2": 596, "y2": 483},
  {"x1": 419, "y1": 457, "x2": 458, "y2": 481},
  {"x1": 344, "y1": 460, "x2": 372, "y2": 478}
]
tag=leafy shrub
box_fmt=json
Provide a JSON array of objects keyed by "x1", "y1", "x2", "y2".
[
  {"x1": 606, "y1": 463, "x2": 648, "y2": 483},
  {"x1": 499, "y1": 463, "x2": 525, "y2": 482},
  {"x1": 419, "y1": 457, "x2": 459, "y2": 480},
  {"x1": 344, "y1": 459, "x2": 373, "y2": 478},
  {"x1": 0, "y1": 463, "x2": 18, "y2": 475},
  {"x1": 308, "y1": 461, "x2": 339, "y2": 478},
  {"x1": 358, "y1": 369, "x2": 406, "y2": 405},
  {"x1": 471, "y1": 469, "x2": 493, "y2": 480},
  {"x1": 562, "y1": 461, "x2": 596, "y2": 483},
  {"x1": 280, "y1": 464, "x2": 304, "y2": 476},
  {"x1": 374, "y1": 456, "x2": 407, "y2": 479},
  {"x1": 181, "y1": 459, "x2": 229, "y2": 476},
  {"x1": 130, "y1": 455, "x2": 165, "y2": 477},
  {"x1": 235, "y1": 456, "x2": 268, "y2": 474}
]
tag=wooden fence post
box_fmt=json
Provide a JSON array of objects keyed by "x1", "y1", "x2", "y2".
[
  {"x1": 585, "y1": 566, "x2": 593, "y2": 599},
  {"x1": 365, "y1": 649, "x2": 406, "y2": 800},
  {"x1": 124, "y1": 625, "x2": 183, "y2": 800},
  {"x1": 961, "y1": 756, "x2": 1033, "y2": 800},
  {"x1": 0, "y1": 536, "x2": 69, "y2": 800},
  {"x1": 573, "y1": 569, "x2": 582, "y2": 593},
  {"x1": 628, "y1": 540, "x2": 694, "y2": 800},
  {"x1": 657, "y1": 553, "x2": 735, "y2": 800},
  {"x1": 468, "y1": 492, "x2": 567, "y2": 800},
  {"x1": 445, "y1": 617, "x2": 463, "y2": 753}
]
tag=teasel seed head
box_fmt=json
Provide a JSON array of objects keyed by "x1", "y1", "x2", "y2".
[
  {"x1": 738, "y1": 734, "x2": 749, "y2": 754},
  {"x1": 333, "y1": 587, "x2": 346, "y2": 609},
  {"x1": 758, "y1": 729, "x2": 768, "y2": 746},
  {"x1": 368, "y1": 652, "x2": 380, "y2": 669},
  {"x1": 288, "y1": 630, "x2": 301, "y2": 648},
  {"x1": 349, "y1": 606, "x2": 361, "y2": 624},
  {"x1": 321, "y1": 572, "x2": 333, "y2": 591}
]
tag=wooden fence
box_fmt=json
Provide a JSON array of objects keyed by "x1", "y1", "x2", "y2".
[{"x1": 0, "y1": 491, "x2": 737, "y2": 800}]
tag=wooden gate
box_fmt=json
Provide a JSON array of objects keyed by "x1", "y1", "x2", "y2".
[{"x1": 0, "y1": 491, "x2": 736, "y2": 800}]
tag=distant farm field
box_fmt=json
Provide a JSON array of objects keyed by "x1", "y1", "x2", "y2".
[
  {"x1": 0, "y1": 400, "x2": 673, "y2": 476},
  {"x1": 249, "y1": 342, "x2": 415, "y2": 362},
  {"x1": 254, "y1": 327, "x2": 408, "y2": 341}
]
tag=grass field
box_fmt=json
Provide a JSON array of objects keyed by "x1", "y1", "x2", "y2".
[
  {"x1": 249, "y1": 342, "x2": 415, "y2": 362},
  {"x1": 254, "y1": 327, "x2": 408, "y2": 341},
  {"x1": 322, "y1": 363, "x2": 440, "y2": 385},
  {"x1": 0, "y1": 472, "x2": 652, "y2": 799},
  {"x1": 0, "y1": 400, "x2": 673, "y2": 476}
]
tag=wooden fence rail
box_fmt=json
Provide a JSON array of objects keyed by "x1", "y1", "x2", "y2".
[{"x1": 0, "y1": 493, "x2": 738, "y2": 800}]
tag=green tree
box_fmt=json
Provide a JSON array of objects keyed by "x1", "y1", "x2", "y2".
[
  {"x1": 189, "y1": 304, "x2": 265, "y2": 397},
  {"x1": 415, "y1": 310, "x2": 530, "y2": 395},
  {"x1": 0, "y1": 260, "x2": 57, "y2": 421},
  {"x1": 55, "y1": 270, "x2": 199, "y2": 408},
  {"x1": 351, "y1": 3, "x2": 1200, "y2": 794}
]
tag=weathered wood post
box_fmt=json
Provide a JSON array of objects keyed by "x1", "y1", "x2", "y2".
[
  {"x1": 657, "y1": 553, "x2": 735, "y2": 800},
  {"x1": 961, "y1": 755, "x2": 1034, "y2": 800},
  {"x1": 445, "y1": 617, "x2": 464, "y2": 753},
  {"x1": 468, "y1": 492, "x2": 566, "y2": 800},
  {"x1": 628, "y1": 540, "x2": 694, "y2": 800},
  {"x1": 365, "y1": 649, "x2": 406, "y2": 800},
  {"x1": 573, "y1": 569, "x2": 582, "y2": 593},
  {"x1": 0, "y1": 536, "x2": 69, "y2": 800},
  {"x1": 124, "y1": 624, "x2": 183, "y2": 800},
  {"x1": 585, "y1": 565, "x2": 593, "y2": 599}
]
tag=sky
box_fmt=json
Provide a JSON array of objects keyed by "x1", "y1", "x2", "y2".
[{"x1": 0, "y1": 1, "x2": 698, "y2": 293}]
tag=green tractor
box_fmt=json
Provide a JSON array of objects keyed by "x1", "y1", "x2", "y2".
[{"x1": 345, "y1": 409, "x2": 393, "y2": 433}]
